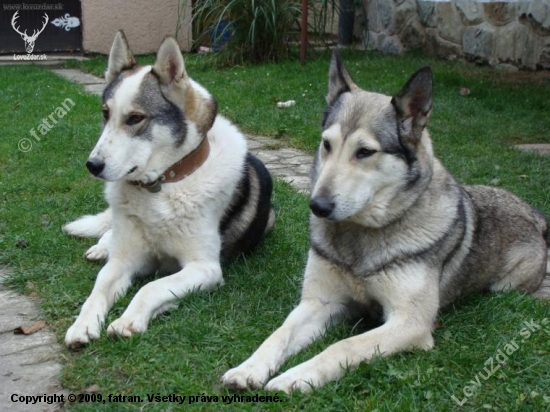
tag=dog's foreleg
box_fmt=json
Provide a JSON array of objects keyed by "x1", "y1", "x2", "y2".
[
  {"x1": 264, "y1": 318, "x2": 434, "y2": 393},
  {"x1": 107, "y1": 260, "x2": 223, "y2": 338},
  {"x1": 65, "y1": 222, "x2": 150, "y2": 348},
  {"x1": 63, "y1": 208, "x2": 112, "y2": 238},
  {"x1": 65, "y1": 260, "x2": 142, "y2": 348},
  {"x1": 84, "y1": 229, "x2": 111, "y2": 261},
  {"x1": 222, "y1": 250, "x2": 348, "y2": 389},
  {"x1": 264, "y1": 265, "x2": 439, "y2": 393},
  {"x1": 222, "y1": 298, "x2": 343, "y2": 389}
]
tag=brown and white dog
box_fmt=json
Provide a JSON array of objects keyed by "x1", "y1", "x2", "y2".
[{"x1": 64, "y1": 32, "x2": 275, "y2": 348}]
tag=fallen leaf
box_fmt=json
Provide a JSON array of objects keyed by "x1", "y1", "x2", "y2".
[
  {"x1": 85, "y1": 384, "x2": 101, "y2": 393},
  {"x1": 14, "y1": 320, "x2": 46, "y2": 335}
]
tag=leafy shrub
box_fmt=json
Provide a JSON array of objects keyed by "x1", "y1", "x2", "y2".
[{"x1": 180, "y1": 0, "x2": 339, "y2": 66}]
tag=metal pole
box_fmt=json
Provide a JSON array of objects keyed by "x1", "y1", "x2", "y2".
[{"x1": 301, "y1": 0, "x2": 308, "y2": 65}]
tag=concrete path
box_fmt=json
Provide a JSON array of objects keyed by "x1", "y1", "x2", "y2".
[{"x1": 0, "y1": 270, "x2": 65, "y2": 411}]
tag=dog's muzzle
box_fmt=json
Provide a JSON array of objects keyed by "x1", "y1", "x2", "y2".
[
  {"x1": 310, "y1": 196, "x2": 335, "y2": 218},
  {"x1": 86, "y1": 158, "x2": 105, "y2": 177}
]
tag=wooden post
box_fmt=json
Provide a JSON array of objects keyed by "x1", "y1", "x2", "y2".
[{"x1": 301, "y1": 0, "x2": 308, "y2": 65}]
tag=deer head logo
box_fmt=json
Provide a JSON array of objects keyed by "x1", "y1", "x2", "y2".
[{"x1": 11, "y1": 11, "x2": 49, "y2": 54}]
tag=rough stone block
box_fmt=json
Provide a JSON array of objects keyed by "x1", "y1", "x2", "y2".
[
  {"x1": 366, "y1": 0, "x2": 381, "y2": 32},
  {"x1": 425, "y1": 28, "x2": 464, "y2": 60},
  {"x1": 395, "y1": 0, "x2": 417, "y2": 32},
  {"x1": 379, "y1": 0, "x2": 395, "y2": 32},
  {"x1": 518, "y1": 0, "x2": 550, "y2": 36},
  {"x1": 400, "y1": 16, "x2": 425, "y2": 50},
  {"x1": 437, "y1": 2, "x2": 464, "y2": 44},
  {"x1": 417, "y1": 1, "x2": 436, "y2": 28},
  {"x1": 376, "y1": 31, "x2": 387, "y2": 49},
  {"x1": 455, "y1": 0, "x2": 484, "y2": 26},
  {"x1": 463, "y1": 23, "x2": 495, "y2": 60},
  {"x1": 484, "y1": 3, "x2": 516, "y2": 27},
  {"x1": 366, "y1": 31, "x2": 380, "y2": 50},
  {"x1": 540, "y1": 40, "x2": 550, "y2": 69},
  {"x1": 494, "y1": 23, "x2": 517, "y2": 63},
  {"x1": 515, "y1": 24, "x2": 539, "y2": 69},
  {"x1": 380, "y1": 35, "x2": 404, "y2": 54},
  {"x1": 528, "y1": 0, "x2": 550, "y2": 28},
  {"x1": 424, "y1": 28, "x2": 439, "y2": 56}
]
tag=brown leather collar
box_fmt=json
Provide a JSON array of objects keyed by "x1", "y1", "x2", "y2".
[{"x1": 129, "y1": 137, "x2": 210, "y2": 193}]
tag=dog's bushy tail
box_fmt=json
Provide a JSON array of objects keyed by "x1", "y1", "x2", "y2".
[
  {"x1": 63, "y1": 209, "x2": 112, "y2": 239},
  {"x1": 532, "y1": 245, "x2": 550, "y2": 299},
  {"x1": 530, "y1": 209, "x2": 550, "y2": 299},
  {"x1": 533, "y1": 275, "x2": 550, "y2": 299}
]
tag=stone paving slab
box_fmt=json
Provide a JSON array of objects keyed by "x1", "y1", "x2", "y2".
[
  {"x1": 514, "y1": 144, "x2": 550, "y2": 156},
  {"x1": 51, "y1": 69, "x2": 105, "y2": 86},
  {"x1": 84, "y1": 84, "x2": 106, "y2": 95},
  {"x1": 0, "y1": 279, "x2": 65, "y2": 412},
  {"x1": 247, "y1": 142, "x2": 313, "y2": 193}
]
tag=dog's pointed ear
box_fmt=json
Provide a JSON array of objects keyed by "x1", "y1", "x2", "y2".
[
  {"x1": 152, "y1": 36, "x2": 216, "y2": 135},
  {"x1": 152, "y1": 37, "x2": 187, "y2": 85},
  {"x1": 327, "y1": 49, "x2": 357, "y2": 105},
  {"x1": 391, "y1": 67, "x2": 433, "y2": 146},
  {"x1": 105, "y1": 31, "x2": 136, "y2": 84}
]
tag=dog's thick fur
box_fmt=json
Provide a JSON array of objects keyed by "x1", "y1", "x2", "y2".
[
  {"x1": 222, "y1": 51, "x2": 550, "y2": 392},
  {"x1": 64, "y1": 32, "x2": 274, "y2": 348}
]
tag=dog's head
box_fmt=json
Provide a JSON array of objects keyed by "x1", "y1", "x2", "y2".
[
  {"x1": 86, "y1": 31, "x2": 217, "y2": 183},
  {"x1": 310, "y1": 51, "x2": 434, "y2": 227}
]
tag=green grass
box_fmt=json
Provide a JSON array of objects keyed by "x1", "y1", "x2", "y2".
[
  {"x1": 1, "y1": 53, "x2": 550, "y2": 411},
  {"x1": 64, "y1": 50, "x2": 550, "y2": 154}
]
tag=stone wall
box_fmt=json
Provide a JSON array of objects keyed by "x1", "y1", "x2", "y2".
[{"x1": 364, "y1": 0, "x2": 550, "y2": 70}]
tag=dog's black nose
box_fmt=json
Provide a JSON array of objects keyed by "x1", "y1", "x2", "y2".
[
  {"x1": 310, "y1": 197, "x2": 335, "y2": 218},
  {"x1": 86, "y1": 158, "x2": 105, "y2": 177}
]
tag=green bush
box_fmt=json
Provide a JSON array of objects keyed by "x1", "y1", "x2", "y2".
[{"x1": 182, "y1": 0, "x2": 338, "y2": 66}]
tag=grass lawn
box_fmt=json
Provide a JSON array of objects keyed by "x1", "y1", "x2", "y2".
[{"x1": 1, "y1": 51, "x2": 549, "y2": 411}]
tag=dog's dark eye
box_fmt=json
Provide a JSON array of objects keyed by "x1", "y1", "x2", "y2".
[
  {"x1": 356, "y1": 148, "x2": 376, "y2": 159},
  {"x1": 102, "y1": 108, "x2": 109, "y2": 122},
  {"x1": 323, "y1": 140, "x2": 331, "y2": 152},
  {"x1": 126, "y1": 114, "x2": 145, "y2": 126}
]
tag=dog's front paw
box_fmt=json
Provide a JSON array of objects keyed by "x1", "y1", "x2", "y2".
[
  {"x1": 107, "y1": 317, "x2": 147, "y2": 338},
  {"x1": 222, "y1": 360, "x2": 273, "y2": 390},
  {"x1": 85, "y1": 244, "x2": 108, "y2": 261},
  {"x1": 265, "y1": 364, "x2": 321, "y2": 393},
  {"x1": 65, "y1": 318, "x2": 102, "y2": 348}
]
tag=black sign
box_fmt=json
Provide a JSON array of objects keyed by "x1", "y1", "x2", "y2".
[{"x1": 0, "y1": 1, "x2": 82, "y2": 54}]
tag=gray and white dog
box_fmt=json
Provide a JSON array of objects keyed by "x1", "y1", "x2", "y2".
[
  {"x1": 64, "y1": 32, "x2": 274, "y2": 348},
  {"x1": 222, "y1": 51, "x2": 549, "y2": 392}
]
